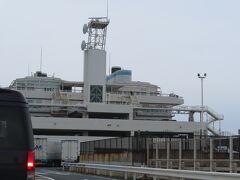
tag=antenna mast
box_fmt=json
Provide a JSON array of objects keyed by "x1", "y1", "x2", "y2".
[
  {"x1": 81, "y1": 17, "x2": 109, "y2": 51},
  {"x1": 28, "y1": 64, "x2": 30, "y2": 76},
  {"x1": 108, "y1": 53, "x2": 111, "y2": 75},
  {"x1": 40, "y1": 48, "x2": 43, "y2": 72},
  {"x1": 107, "y1": 0, "x2": 109, "y2": 19}
]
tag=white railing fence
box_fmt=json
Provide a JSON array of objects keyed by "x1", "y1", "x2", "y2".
[{"x1": 62, "y1": 162, "x2": 240, "y2": 180}]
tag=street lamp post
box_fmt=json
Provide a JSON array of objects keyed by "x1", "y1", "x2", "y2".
[{"x1": 197, "y1": 73, "x2": 207, "y2": 123}]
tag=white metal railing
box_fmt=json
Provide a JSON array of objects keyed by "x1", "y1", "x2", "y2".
[
  {"x1": 29, "y1": 102, "x2": 86, "y2": 108},
  {"x1": 207, "y1": 126, "x2": 221, "y2": 136},
  {"x1": 174, "y1": 105, "x2": 224, "y2": 120},
  {"x1": 108, "y1": 91, "x2": 183, "y2": 99},
  {"x1": 62, "y1": 162, "x2": 240, "y2": 180},
  {"x1": 11, "y1": 87, "x2": 83, "y2": 93}
]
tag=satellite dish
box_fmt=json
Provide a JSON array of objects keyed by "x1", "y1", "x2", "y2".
[
  {"x1": 81, "y1": 40, "x2": 86, "y2": 50},
  {"x1": 83, "y1": 24, "x2": 88, "y2": 34}
]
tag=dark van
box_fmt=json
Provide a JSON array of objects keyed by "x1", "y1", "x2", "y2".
[{"x1": 0, "y1": 89, "x2": 35, "y2": 180}]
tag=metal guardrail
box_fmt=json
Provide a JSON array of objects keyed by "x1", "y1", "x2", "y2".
[{"x1": 62, "y1": 162, "x2": 240, "y2": 180}]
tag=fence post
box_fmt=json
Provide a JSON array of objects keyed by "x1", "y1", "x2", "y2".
[
  {"x1": 179, "y1": 139, "x2": 182, "y2": 170},
  {"x1": 210, "y1": 138, "x2": 213, "y2": 172},
  {"x1": 147, "y1": 141, "x2": 149, "y2": 167},
  {"x1": 194, "y1": 137, "x2": 197, "y2": 171},
  {"x1": 167, "y1": 138, "x2": 170, "y2": 169},
  {"x1": 229, "y1": 136, "x2": 233, "y2": 173},
  {"x1": 155, "y1": 143, "x2": 158, "y2": 168}
]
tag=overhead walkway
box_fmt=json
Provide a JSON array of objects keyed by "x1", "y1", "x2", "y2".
[
  {"x1": 173, "y1": 105, "x2": 224, "y2": 136},
  {"x1": 173, "y1": 106, "x2": 224, "y2": 121}
]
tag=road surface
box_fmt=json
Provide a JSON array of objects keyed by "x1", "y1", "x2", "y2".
[{"x1": 36, "y1": 167, "x2": 121, "y2": 180}]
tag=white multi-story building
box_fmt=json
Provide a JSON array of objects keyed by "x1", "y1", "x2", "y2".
[{"x1": 9, "y1": 18, "x2": 223, "y2": 138}]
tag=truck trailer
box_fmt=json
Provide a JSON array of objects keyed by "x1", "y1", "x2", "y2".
[
  {"x1": 34, "y1": 138, "x2": 61, "y2": 166},
  {"x1": 61, "y1": 140, "x2": 79, "y2": 162}
]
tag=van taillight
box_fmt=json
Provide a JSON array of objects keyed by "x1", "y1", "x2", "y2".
[{"x1": 27, "y1": 151, "x2": 35, "y2": 171}]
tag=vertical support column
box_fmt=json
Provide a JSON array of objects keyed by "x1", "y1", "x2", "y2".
[
  {"x1": 193, "y1": 137, "x2": 197, "y2": 171},
  {"x1": 147, "y1": 141, "x2": 149, "y2": 167},
  {"x1": 167, "y1": 139, "x2": 170, "y2": 169},
  {"x1": 155, "y1": 143, "x2": 158, "y2": 168},
  {"x1": 210, "y1": 138, "x2": 213, "y2": 172},
  {"x1": 229, "y1": 136, "x2": 233, "y2": 173},
  {"x1": 179, "y1": 139, "x2": 182, "y2": 170}
]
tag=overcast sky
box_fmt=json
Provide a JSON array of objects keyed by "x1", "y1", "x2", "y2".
[{"x1": 0, "y1": 0, "x2": 240, "y2": 133}]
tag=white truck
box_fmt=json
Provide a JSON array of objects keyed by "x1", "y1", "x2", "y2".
[
  {"x1": 61, "y1": 140, "x2": 79, "y2": 162},
  {"x1": 34, "y1": 138, "x2": 61, "y2": 166}
]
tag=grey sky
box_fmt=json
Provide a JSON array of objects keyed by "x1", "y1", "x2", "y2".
[{"x1": 0, "y1": 0, "x2": 240, "y2": 133}]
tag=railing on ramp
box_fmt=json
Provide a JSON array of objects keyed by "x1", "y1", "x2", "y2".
[{"x1": 62, "y1": 162, "x2": 240, "y2": 180}]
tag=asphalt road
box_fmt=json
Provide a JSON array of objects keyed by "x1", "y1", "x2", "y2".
[{"x1": 36, "y1": 167, "x2": 121, "y2": 180}]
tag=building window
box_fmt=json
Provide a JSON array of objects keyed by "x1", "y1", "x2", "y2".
[{"x1": 90, "y1": 85, "x2": 103, "y2": 103}]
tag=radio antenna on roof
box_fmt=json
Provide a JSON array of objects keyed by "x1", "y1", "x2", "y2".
[
  {"x1": 107, "y1": 0, "x2": 109, "y2": 19},
  {"x1": 40, "y1": 48, "x2": 43, "y2": 72},
  {"x1": 28, "y1": 64, "x2": 30, "y2": 76}
]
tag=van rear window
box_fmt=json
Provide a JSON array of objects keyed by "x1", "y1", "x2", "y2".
[{"x1": 0, "y1": 106, "x2": 28, "y2": 149}]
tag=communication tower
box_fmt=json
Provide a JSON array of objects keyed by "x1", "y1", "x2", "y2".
[
  {"x1": 82, "y1": 17, "x2": 109, "y2": 103},
  {"x1": 81, "y1": 17, "x2": 109, "y2": 51}
]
